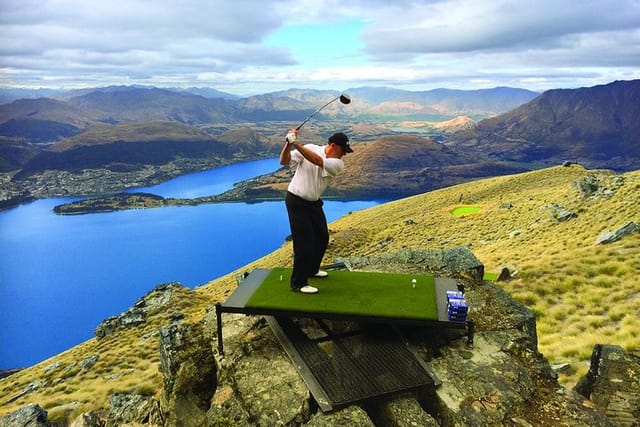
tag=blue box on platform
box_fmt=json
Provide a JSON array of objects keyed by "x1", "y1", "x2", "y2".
[
  {"x1": 447, "y1": 292, "x2": 469, "y2": 321},
  {"x1": 446, "y1": 291, "x2": 465, "y2": 301}
]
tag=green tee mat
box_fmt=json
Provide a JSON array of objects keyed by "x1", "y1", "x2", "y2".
[
  {"x1": 215, "y1": 268, "x2": 474, "y2": 356},
  {"x1": 245, "y1": 267, "x2": 438, "y2": 321}
]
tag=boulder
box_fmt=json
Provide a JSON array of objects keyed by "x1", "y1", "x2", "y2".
[
  {"x1": 545, "y1": 203, "x2": 576, "y2": 222},
  {"x1": 365, "y1": 393, "x2": 439, "y2": 426},
  {"x1": 497, "y1": 264, "x2": 519, "y2": 281},
  {"x1": 573, "y1": 174, "x2": 604, "y2": 198},
  {"x1": 338, "y1": 246, "x2": 485, "y2": 285},
  {"x1": 0, "y1": 404, "x2": 52, "y2": 427},
  {"x1": 69, "y1": 411, "x2": 106, "y2": 427},
  {"x1": 595, "y1": 221, "x2": 639, "y2": 244},
  {"x1": 105, "y1": 393, "x2": 163, "y2": 427},
  {"x1": 306, "y1": 405, "x2": 376, "y2": 426},
  {"x1": 79, "y1": 354, "x2": 99, "y2": 370}
]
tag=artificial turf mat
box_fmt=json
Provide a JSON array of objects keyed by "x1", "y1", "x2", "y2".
[{"x1": 244, "y1": 268, "x2": 438, "y2": 320}]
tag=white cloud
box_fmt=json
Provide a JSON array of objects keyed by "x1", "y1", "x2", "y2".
[{"x1": 0, "y1": 0, "x2": 638, "y2": 94}]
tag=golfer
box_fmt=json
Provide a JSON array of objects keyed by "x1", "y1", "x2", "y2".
[{"x1": 279, "y1": 129, "x2": 353, "y2": 294}]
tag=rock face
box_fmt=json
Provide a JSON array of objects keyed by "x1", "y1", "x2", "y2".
[
  {"x1": 4, "y1": 247, "x2": 638, "y2": 426},
  {"x1": 159, "y1": 321, "x2": 217, "y2": 427},
  {"x1": 575, "y1": 344, "x2": 640, "y2": 426},
  {"x1": 200, "y1": 248, "x2": 613, "y2": 426}
]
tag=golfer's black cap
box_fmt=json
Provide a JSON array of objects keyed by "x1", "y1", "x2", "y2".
[{"x1": 328, "y1": 132, "x2": 353, "y2": 153}]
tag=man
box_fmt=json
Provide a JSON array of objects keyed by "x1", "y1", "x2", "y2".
[{"x1": 279, "y1": 129, "x2": 353, "y2": 294}]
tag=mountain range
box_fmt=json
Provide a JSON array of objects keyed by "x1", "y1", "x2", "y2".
[
  {"x1": 1, "y1": 80, "x2": 639, "y2": 206},
  {"x1": 447, "y1": 80, "x2": 640, "y2": 171}
]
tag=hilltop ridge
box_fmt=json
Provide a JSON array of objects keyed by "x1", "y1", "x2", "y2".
[
  {"x1": 448, "y1": 80, "x2": 640, "y2": 170},
  {"x1": 1, "y1": 164, "x2": 638, "y2": 425}
]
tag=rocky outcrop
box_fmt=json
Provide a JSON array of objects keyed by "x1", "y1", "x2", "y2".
[
  {"x1": 105, "y1": 393, "x2": 163, "y2": 427},
  {"x1": 575, "y1": 344, "x2": 640, "y2": 426},
  {"x1": 5, "y1": 247, "x2": 637, "y2": 426},
  {"x1": 159, "y1": 321, "x2": 216, "y2": 427},
  {"x1": 595, "y1": 221, "x2": 639, "y2": 245},
  {"x1": 94, "y1": 282, "x2": 186, "y2": 338},
  {"x1": 573, "y1": 173, "x2": 626, "y2": 199},
  {"x1": 200, "y1": 248, "x2": 611, "y2": 425},
  {"x1": 545, "y1": 203, "x2": 576, "y2": 222},
  {"x1": 0, "y1": 404, "x2": 52, "y2": 427},
  {"x1": 337, "y1": 246, "x2": 485, "y2": 284}
]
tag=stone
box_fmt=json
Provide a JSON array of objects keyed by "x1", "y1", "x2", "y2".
[
  {"x1": 497, "y1": 264, "x2": 519, "y2": 281},
  {"x1": 337, "y1": 246, "x2": 485, "y2": 285},
  {"x1": 44, "y1": 361, "x2": 64, "y2": 374},
  {"x1": 551, "y1": 363, "x2": 572, "y2": 374},
  {"x1": 574, "y1": 174, "x2": 604, "y2": 198},
  {"x1": 574, "y1": 344, "x2": 640, "y2": 426},
  {"x1": 69, "y1": 411, "x2": 107, "y2": 427},
  {"x1": 80, "y1": 354, "x2": 99, "y2": 370},
  {"x1": 595, "y1": 221, "x2": 639, "y2": 244},
  {"x1": 159, "y1": 321, "x2": 216, "y2": 427},
  {"x1": 218, "y1": 318, "x2": 311, "y2": 425},
  {"x1": 306, "y1": 405, "x2": 376, "y2": 426},
  {"x1": 3, "y1": 380, "x2": 44, "y2": 405},
  {"x1": 95, "y1": 281, "x2": 190, "y2": 338},
  {"x1": 94, "y1": 316, "x2": 119, "y2": 339},
  {"x1": 371, "y1": 393, "x2": 439, "y2": 426},
  {"x1": 106, "y1": 393, "x2": 163, "y2": 427},
  {"x1": 0, "y1": 404, "x2": 52, "y2": 427}
]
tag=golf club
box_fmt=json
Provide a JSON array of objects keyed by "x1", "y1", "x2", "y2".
[{"x1": 295, "y1": 93, "x2": 351, "y2": 131}]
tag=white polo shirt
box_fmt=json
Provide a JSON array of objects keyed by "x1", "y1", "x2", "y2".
[{"x1": 287, "y1": 144, "x2": 344, "y2": 201}]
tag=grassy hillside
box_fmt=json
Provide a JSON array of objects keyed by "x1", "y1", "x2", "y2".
[
  {"x1": 323, "y1": 164, "x2": 639, "y2": 380},
  {"x1": 1, "y1": 165, "x2": 638, "y2": 421}
]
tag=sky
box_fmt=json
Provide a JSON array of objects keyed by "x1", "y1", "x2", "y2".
[{"x1": 1, "y1": 0, "x2": 639, "y2": 96}]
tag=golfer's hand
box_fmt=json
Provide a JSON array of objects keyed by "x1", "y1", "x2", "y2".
[{"x1": 286, "y1": 129, "x2": 298, "y2": 144}]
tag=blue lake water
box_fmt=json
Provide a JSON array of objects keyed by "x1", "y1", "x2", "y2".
[{"x1": 0, "y1": 158, "x2": 380, "y2": 368}]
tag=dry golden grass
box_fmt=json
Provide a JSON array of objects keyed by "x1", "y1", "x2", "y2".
[
  {"x1": 1, "y1": 164, "x2": 638, "y2": 418},
  {"x1": 322, "y1": 165, "x2": 639, "y2": 387}
]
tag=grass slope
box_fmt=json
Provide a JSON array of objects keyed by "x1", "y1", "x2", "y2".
[{"x1": 1, "y1": 164, "x2": 638, "y2": 420}]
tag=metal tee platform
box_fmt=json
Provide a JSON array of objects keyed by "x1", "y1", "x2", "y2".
[{"x1": 214, "y1": 268, "x2": 474, "y2": 412}]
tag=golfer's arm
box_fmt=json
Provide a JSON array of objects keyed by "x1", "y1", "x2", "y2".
[
  {"x1": 279, "y1": 141, "x2": 292, "y2": 165},
  {"x1": 291, "y1": 142, "x2": 323, "y2": 167}
]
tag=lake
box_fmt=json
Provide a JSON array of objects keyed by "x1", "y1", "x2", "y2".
[{"x1": 0, "y1": 158, "x2": 380, "y2": 369}]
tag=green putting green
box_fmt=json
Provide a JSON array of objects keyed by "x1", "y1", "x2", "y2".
[
  {"x1": 451, "y1": 205, "x2": 481, "y2": 216},
  {"x1": 245, "y1": 268, "x2": 438, "y2": 320}
]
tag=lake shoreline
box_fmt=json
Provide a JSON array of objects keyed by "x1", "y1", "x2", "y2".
[{"x1": 0, "y1": 158, "x2": 381, "y2": 368}]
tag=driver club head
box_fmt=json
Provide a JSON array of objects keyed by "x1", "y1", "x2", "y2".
[{"x1": 339, "y1": 94, "x2": 351, "y2": 104}]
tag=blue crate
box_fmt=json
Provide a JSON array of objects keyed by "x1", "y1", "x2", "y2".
[{"x1": 446, "y1": 291, "x2": 465, "y2": 301}]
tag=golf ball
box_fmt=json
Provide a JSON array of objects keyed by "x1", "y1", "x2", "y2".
[{"x1": 412, "y1": 279, "x2": 416, "y2": 288}]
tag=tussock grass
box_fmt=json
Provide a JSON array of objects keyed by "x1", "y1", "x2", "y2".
[
  {"x1": 321, "y1": 165, "x2": 639, "y2": 387},
  {"x1": 1, "y1": 165, "x2": 638, "y2": 419}
]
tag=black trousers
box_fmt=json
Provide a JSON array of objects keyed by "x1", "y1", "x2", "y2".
[{"x1": 285, "y1": 191, "x2": 329, "y2": 289}]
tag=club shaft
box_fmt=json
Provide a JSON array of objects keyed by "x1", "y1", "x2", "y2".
[{"x1": 296, "y1": 95, "x2": 341, "y2": 130}]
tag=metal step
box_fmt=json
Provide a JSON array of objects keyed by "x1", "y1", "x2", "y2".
[{"x1": 267, "y1": 316, "x2": 437, "y2": 412}]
